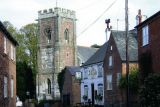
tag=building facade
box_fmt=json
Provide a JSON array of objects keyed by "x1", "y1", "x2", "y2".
[
  {"x1": 80, "y1": 42, "x2": 108, "y2": 106},
  {"x1": 103, "y1": 30, "x2": 138, "y2": 107},
  {"x1": 62, "y1": 66, "x2": 81, "y2": 107},
  {"x1": 0, "y1": 21, "x2": 18, "y2": 107},
  {"x1": 135, "y1": 11, "x2": 160, "y2": 82}
]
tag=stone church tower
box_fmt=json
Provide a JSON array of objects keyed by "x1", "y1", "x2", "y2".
[{"x1": 36, "y1": 7, "x2": 77, "y2": 100}]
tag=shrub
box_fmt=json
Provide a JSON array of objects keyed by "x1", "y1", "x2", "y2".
[{"x1": 139, "y1": 74, "x2": 160, "y2": 107}]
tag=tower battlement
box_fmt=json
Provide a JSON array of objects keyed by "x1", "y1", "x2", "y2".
[{"x1": 38, "y1": 7, "x2": 76, "y2": 19}]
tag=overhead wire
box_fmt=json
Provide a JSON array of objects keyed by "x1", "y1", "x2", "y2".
[{"x1": 77, "y1": 0, "x2": 119, "y2": 38}]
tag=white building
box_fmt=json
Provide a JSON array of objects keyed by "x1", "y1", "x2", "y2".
[{"x1": 80, "y1": 42, "x2": 108, "y2": 106}]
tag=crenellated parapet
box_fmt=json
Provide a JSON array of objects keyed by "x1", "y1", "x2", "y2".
[{"x1": 38, "y1": 7, "x2": 76, "y2": 19}]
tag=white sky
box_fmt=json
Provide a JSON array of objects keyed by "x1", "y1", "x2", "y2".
[{"x1": 0, "y1": 0, "x2": 160, "y2": 46}]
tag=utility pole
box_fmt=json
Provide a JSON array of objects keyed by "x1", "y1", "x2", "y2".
[{"x1": 125, "y1": 0, "x2": 129, "y2": 107}]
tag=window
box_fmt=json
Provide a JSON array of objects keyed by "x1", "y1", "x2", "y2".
[
  {"x1": 47, "y1": 79, "x2": 51, "y2": 94},
  {"x1": 64, "y1": 29, "x2": 69, "y2": 43},
  {"x1": 110, "y1": 46, "x2": 112, "y2": 51},
  {"x1": 106, "y1": 75, "x2": 112, "y2": 90},
  {"x1": 142, "y1": 25, "x2": 149, "y2": 46},
  {"x1": 84, "y1": 68, "x2": 88, "y2": 79},
  {"x1": 11, "y1": 79, "x2": 14, "y2": 98},
  {"x1": 11, "y1": 45, "x2": 14, "y2": 60},
  {"x1": 4, "y1": 76, "x2": 8, "y2": 98},
  {"x1": 4, "y1": 37, "x2": 7, "y2": 54},
  {"x1": 98, "y1": 65, "x2": 103, "y2": 77},
  {"x1": 84, "y1": 85, "x2": 88, "y2": 96},
  {"x1": 117, "y1": 73, "x2": 121, "y2": 86},
  {"x1": 109, "y1": 56, "x2": 113, "y2": 67},
  {"x1": 98, "y1": 84, "x2": 103, "y2": 96},
  {"x1": 44, "y1": 27, "x2": 51, "y2": 43}
]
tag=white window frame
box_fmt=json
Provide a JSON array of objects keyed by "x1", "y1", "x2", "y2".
[
  {"x1": 109, "y1": 56, "x2": 113, "y2": 67},
  {"x1": 106, "y1": 75, "x2": 112, "y2": 90},
  {"x1": 4, "y1": 36, "x2": 7, "y2": 54},
  {"x1": 83, "y1": 68, "x2": 88, "y2": 79},
  {"x1": 11, "y1": 45, "x2": 14, "y2": 60},
  {"x1": 4, "y1": 76, "x2": 8, "y2": 98},
  {"x1": 84, "y1": 85, "x2": 88, "y2": 96},
  {"x1": 98, "y1": 84, "x2": 103, "y2": 96},
  {"x1": 11, "y1": 79, "x2": 14, "y2": 98},
  {"x1": 142, "y1": 25, "x2": 149, "y2": 46},
  {"x1": 98, "y1": 65, "x2": 103, "y2": 77}
]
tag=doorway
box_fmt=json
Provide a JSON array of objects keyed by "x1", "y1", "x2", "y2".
[{"x1": 91, "y1": 83, "x2": 95, "y2": 106}]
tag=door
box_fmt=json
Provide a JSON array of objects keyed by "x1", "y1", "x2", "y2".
[{"x1": 91, "y1": 83, "x2": 95, "y2": 106}]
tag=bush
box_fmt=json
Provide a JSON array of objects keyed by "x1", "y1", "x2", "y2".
[{"x1": 139, "y1": 74, "x2": 160, "y2": 107}]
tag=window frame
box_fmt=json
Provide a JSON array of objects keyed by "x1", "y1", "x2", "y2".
[
  {"x1": 4, "y1": 76, "x2": 8, "y2": 98},
  {"x1": 106, "y1": 75, "x2": 112, "y2": 90},
  {"x1": 109, "y1": 56, "x2": 113, "y2": 67},
  {"x1": 142, "y1": 25, "x2": 149, "y2": 46}
]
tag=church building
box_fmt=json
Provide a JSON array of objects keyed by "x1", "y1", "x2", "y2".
[{"x1": 36, "y1": 7, "x2": 97, "y2": 100}]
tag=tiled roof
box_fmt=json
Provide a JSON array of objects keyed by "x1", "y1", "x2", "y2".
[
  {"x1": 66, "y1": 66, "x2": 81, "y2": 76},
  {"x1": 112, "y1": 30, "x2": 138, "y2": 61},
  {"x1": 77, "y1": 46, "x2": 98, "y2": 63},
  {"x1": 82, "y1": 42, "x2": 108, "y2": 66}
]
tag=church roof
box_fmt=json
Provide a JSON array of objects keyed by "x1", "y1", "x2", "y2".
[
  {"x1": 77, "y1": 46, "x2": 98, "y2": 63},
  {"x1": 111, "y1": 30, "x2": 138, "y2": 62},
  {"x1": 82, "y1": 42, "x2": 108, "y2": 66}
]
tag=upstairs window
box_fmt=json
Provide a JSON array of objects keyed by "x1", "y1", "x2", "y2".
[
  {"x1": 106, "y1": 75, "x2": 112, "y2": 90},
  {"x1": 98, "y1": 65, "x2": 103, "y2": 77},
  {"x1": 83, "y1": 68, "x2": 88, "y2": 79},
  {"x1": 109, "y1": 56, "x2": 113, "y2": 67},
  {"x1": 142, "y1": 25, "x2": 149, "y2": 46},
  {"x1": 64, "y1": 29, "x2": 69, "y2": 43},
  {"x1": 4, "y1": 37, "x2": 7, "y2": 54}
]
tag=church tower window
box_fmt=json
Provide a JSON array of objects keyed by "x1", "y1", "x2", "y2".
[
  {"x1": 47, "y1": 79, "x2": 51, "y2": 94},
  {"x1": 64, "y1": 29, "x2": 69, "y2": 43},
  {"x1": 44, "y1": 27, "x2": 51, "y2": 43}
]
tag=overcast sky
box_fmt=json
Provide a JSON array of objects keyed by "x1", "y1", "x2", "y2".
[{"x1": 0, "y1": 0, "x2": 159, "y2": 46}]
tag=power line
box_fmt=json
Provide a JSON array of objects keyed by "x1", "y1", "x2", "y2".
[{"x1": 77, "y1": 0, "x2": 118, "y2": 38}]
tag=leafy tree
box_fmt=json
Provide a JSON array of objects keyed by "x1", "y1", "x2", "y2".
[
  {"x1": 91, "y1": 44, "x2": 101, "y2": 48},
  {"x1": 16, "y1": 61, "x2": 34, "y2": 101},
  {"x1": 3, "y1": 21, "x2": 38, "y2": 100},
  {"x1": 139, "y1": 74, "x2": 160, "y2": 107},
  {"x1": 57, "y1": 68, "x2": 66, "y2": 95}
]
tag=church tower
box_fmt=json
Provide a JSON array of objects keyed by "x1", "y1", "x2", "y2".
[{"x1": 36, "y1": 7, "x2": 77, "y2": 100}]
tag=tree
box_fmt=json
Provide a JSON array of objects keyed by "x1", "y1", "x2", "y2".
[
  {"x1": 139, "y1": 74, "x2": 160, "y2": 107},
  {"x1": 119, "y1": 67, "x2": 139, "y2": 93},
  {"x1": 3, "y1": 21, "x2": 38, "y2": 99},
  {"x1": 91, "y1": 44, "x2": 101, "y2": 48},
  {"x1": 16, "y1": 61, "x2": 34, "y2": 101},
  {"x1": 57, "y1": 68, "x2": 66, "y2": 95}
]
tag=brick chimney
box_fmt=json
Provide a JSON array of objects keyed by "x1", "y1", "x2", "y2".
[
  {"x1": 136, "y1": 9, "x2": 142, "y2": 25},
  {"x1": 105, "y1": 19, "x2": 111, "y2": 41}
]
